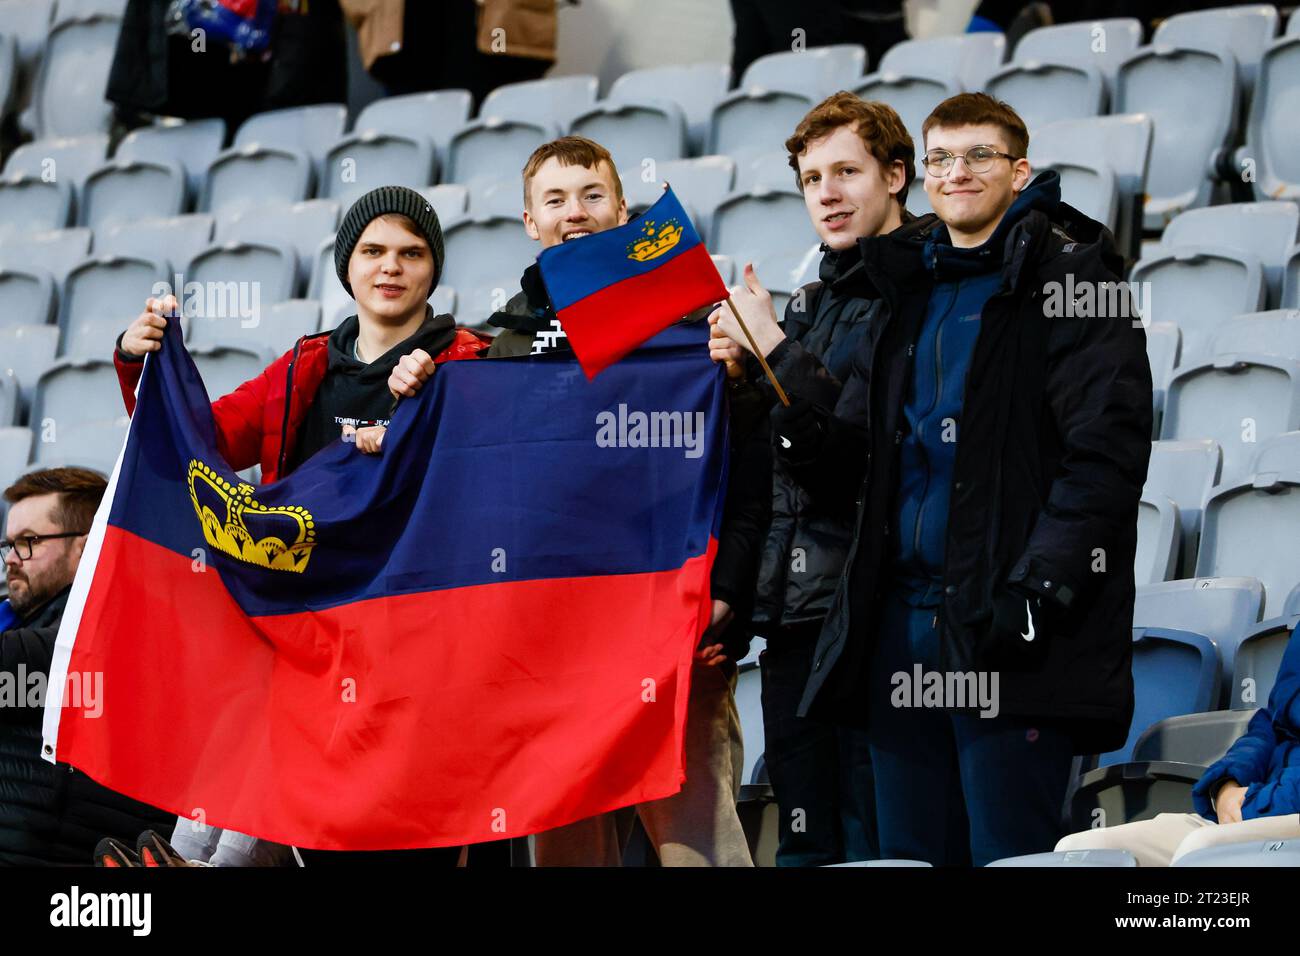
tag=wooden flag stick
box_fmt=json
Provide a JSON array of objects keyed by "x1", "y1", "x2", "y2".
[{"x1": 726, "y1": 296, "x2": 790, "y2": 407}]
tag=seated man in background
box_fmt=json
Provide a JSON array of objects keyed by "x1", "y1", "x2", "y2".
[
  {"x1": 0, "y1": 467, "x2": 174, "y2": 865},
  {"x1": 1056, "y1": 631, "x2": 1300, "y2": 866}
]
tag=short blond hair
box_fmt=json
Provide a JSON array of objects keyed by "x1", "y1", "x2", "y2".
[{"x1": 521, "y1": 136, "x2": 624, "y2": 209}]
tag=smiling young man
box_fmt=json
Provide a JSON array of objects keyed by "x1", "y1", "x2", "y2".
[
  {"x1": 116, "y1": 186, "x2": 485, "y2": 477},
  {"x1": 707, "y1": 91, "x2": 935, "y2": 866},
  {"x1": 715, "y1": 93, "x2": 1153, "y2": 865},
  {"x1": 486, "y1": 136, "x2": 763, "y2": 866}
]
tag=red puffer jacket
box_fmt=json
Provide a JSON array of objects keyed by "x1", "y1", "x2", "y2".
[{"x1": 114, "y1": 327, "x2": 488, "y2": 482}]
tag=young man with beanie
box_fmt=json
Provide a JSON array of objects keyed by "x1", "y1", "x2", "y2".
[
  {"x1": 708, "y1": 91, "x2": 935, "y2": 866},
  {"x1": 116, "y1": 185, "x2": 485, "y2": 480},
  {"x1": 714, "y1": 93, "x2": 1153, "y2": 866},
  {"x1": 114, "y1": 185, "x2": 485, "y2": 865},
  {"x1": 486, "y1": 136, "x2": 765, "y2": 866}
]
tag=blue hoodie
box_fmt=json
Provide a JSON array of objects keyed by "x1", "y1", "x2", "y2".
[{"x1": 891, "y1": 174, "x2": 1063, "y2": 605}]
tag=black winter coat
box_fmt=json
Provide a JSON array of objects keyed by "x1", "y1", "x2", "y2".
[
  {"x1": 1, "y1": 588, "x2": 173, "y2": 865},
  {"x1": 750, "y1": 217, "x2": 936, "y2": 636},
  {"x1": 778, "y1": 176, "x2": 1152, "y2": 752}
]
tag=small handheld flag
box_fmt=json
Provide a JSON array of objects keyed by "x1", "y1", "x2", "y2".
[{"x1": 536, "y1": 185, "x2": 728, "y2": 378}]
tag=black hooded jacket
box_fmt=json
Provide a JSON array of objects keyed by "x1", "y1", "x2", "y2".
[
  {"x1": 1, "y1": 588, "x2": 173, "y2": 865},
  {"x1": 775, "y1": 172, "x2": 1152, "y2": 752}
]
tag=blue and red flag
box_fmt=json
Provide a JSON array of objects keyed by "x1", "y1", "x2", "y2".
[
  {"x1": 537, "y1": 185, "x2": 729, "y2": 378},
  {"x1": 42, "y1": 318, "x2": 728, "y2": 850}
]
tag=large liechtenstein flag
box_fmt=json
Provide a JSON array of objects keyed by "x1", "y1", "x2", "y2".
[
  {"x1": 42, "y1": 317, "x2": 727, "y2": 850},
  {"x1": 537, "y1": 185, "x2": 729, "y2": 379}
]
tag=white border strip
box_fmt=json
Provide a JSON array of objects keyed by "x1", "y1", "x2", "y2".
[{"x1": 41, "y1": 356, "x2": 147, "y2": 762}]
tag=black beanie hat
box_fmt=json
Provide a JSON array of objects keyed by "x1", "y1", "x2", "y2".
[{"x1": 334, "y1": 185, "x2": 445, "y2": 297}]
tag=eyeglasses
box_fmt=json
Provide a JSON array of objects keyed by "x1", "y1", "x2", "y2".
[
  {"x1": 923, "y1": 145, "x2": 1020, "y2": 176},
  {"x1": 0, "y1": 532, "x2": 88, "y2": 562}
]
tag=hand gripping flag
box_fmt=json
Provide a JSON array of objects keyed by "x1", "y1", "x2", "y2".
[
  {"x1": 536, "y1": 185, "x2": 729, "y2": 378},
  {"x1": 42, "y1": 318, "x2": 728, "y2": 851}
]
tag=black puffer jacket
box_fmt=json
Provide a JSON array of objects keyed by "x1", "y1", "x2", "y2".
[
  {"x1": 1, "y1": 589, "x2": 173, "y2": 865},
  {"x1": 750, "y1": 216, "x2": 936, "y2": 636},
  {"x1": 778, "y1": 173, "x2": 1153, "y2": 753}
]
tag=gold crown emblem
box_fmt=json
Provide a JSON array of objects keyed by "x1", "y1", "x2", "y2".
[
  {"x1": 187, "y1": 460, "x2": 316, "y2": 573},
  {"x1": 626, "y1": 218, "x2": 684, "y2": 262}
]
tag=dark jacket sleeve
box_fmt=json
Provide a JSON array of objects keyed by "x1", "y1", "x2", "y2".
[
  {"x1": 770, "y1": 336, "x2": 872, "y2": 514},
  {"x1": 1192, "y1": 708, "x2": 1280, "y2": 820},
  {"x1": 709, "y1": 397, "x2": 773, "y2": 661},
  {"x1": 0, "y1": 621, "x2": 57, "y2": 676},
  {"x1": 1006, "y1": 252, "x2": 1154, "y2": 610}
]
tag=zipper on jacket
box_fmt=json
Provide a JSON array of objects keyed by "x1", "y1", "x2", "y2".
[{"x1": 276, "y1": 338, "x2": 303, "y2": 479}]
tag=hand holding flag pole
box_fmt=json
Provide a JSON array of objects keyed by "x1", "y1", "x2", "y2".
[{"x1": 723, "y1": 296, "x2": 790, "y2": 407}]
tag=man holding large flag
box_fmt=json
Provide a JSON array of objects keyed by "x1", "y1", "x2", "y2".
[{"x1": 475, "y1": 136, "x2": 764, "y2": 866}]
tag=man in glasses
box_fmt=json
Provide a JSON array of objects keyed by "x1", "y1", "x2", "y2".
[
  {"x1": 1, "y1": 467, "x2": 173, "y2": 864},
  {"x1": 714, "y1": 92, "x2": 1152, "y2": 865}
]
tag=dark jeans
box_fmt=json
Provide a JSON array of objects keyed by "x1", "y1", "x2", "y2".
[
  {"x1": 760, "y1": 622, "x2": 878, "y2": 866},
  {"x1": 866, "y1": 590, "x2": 1077, "y2": 866}
]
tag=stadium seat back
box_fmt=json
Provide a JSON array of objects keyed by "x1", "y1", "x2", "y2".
[
  {"x1": 479, "y1": 74, "x2": 599, "y2": 129},
  {"x1": 441, "y1": 218, "x2": 537, "y2": 293},
  {"x1": 0, "y1": 266, "x2": 56, "y2": 331},
  {"x1": 1163, "y1": 203, "x2": 1299, "y2": 307},
  {"x1": 983, "y1": 62, "x2": 1105, "y2": 133},
  {"x1": 58, "y1": 255, "x2": 165, "y2": 354},
  {"x1": 711, "y1": 188, "x2": 815, "y2": 265},
  {"x1": 568, "y1": 99, "x2": 688, "y2": 173},
  {"x1": 1013, "y1": 18, "x2": 1143, "y2": 91},
  {"x1": 1135, "y1": 493, "x2": 1180, "y2": 585},
  {"x1": 100, "y1": 214, "x2": 215, "y2": 277},
  {"x1": 80, "y1": 159, "x2": 186, "y2": 232},
  {"x1": 1244, "y1": 36, "x2": 1300, "y2": 203},
  {"x1": 29, "y1": 15, "x2": 119, "y2": 138},
  {"x1": 202, "y1": 146, "x2": 313, "y2": 220},
  {"x1": 740, "y1": 45, "x2": 866, "y2": 100},
  {"x1": 116, "y1": 117, "x2": 227, "y2": 201},
  {"x1": 609, "y1": 63, "x2": 730, "y2": 154},
  {"x1": 234, "y1": 103, "x2": 347, "y2": 183}
]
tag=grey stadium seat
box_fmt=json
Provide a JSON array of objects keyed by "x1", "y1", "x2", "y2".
[
  {"x1": 876, "y1": 32, "x2": 1007, "y2": 91},
  {"x1": 851, "y1": 71, "x2": 958, "y2": 149},
  {"x1": 0, "y1": 34, "x2": 15, "y2": 124},
  {"x1": 25, "y1": 14, "x2": 119, "y2": 138},
  {"x1": 202, "y1": 145, "x2": 313, "y2": 220},
  {"x1": 735, "y1": 150, "x2": 796, "y2": 194},
  {"x1": 0, "y1": 324, "x2": 60, "y2": 414},
  {"x1": 709, "y1": 89, "x2": 816, "y2": 160},
  {"x1": 1160, "y1": 311, "x2": 1300, "y2": 483},
  {"x1": 1031, "y1": 158, "x2": 1118, "y2": 234},
  {"x1": 0, "y1": 226, "x2": 92, "y2": 284},
  {"x1": 1288, "y1": 245, "x2": 1300, "y2": 308},
  {"x1": 446, "y1": 118, "x2": 559, "y2": 192},
  {"x1": 1135, "y1": 493, "x2": 1180, "y2": 585},
  {"x1": 216, "y1": 199, "x2": 339, "y2": 295},
  {"x1": 1134, "y1": 576, "x2": 1265, "y2": 706},
  {"x1": 307, "y1": 236, "x2": 351, "y2": 337},
  {"x1": 568, "y1": 98, "x2": 688, "y2": 174},
  {"x1": 1133, "y1": 709, "x2": 1257, "y2": 767},
  {"x1": 32, "y1": 415, "x2": 128, "y2": 465},
  {"x1": 1152, "y1": 3, "x2": 1279, "y2": 97},
  {"x1": 1292, "y1": 8, "x2": 1300, "y2": 38},
  {"x1": 115, "y1": 117, "x2": 227, "y2": 201},
  {"x1": 1198, "y1": 431, "x2": 1300, "y2": 620},
  {"x1": 0, "y1": 427, "x2": 34, "y2": 491},
  {"x1": 31, "y1": 359, "x2": 124, "y2": 430},
  {"x1": 739, "y1": 45, "x2": 866, "y2": 100},
  {"x1": 711, "y1": 187, "x2": 815, "y2": 266},
  {"x1": 1146, "y1": 321, "x2": 1180, "y2": 429},
  {"x1": 440, "y1": 217, "x2": 537, "y2": 295},
  {"x1": 57, "y1": 255, "x2": 166, "y2": 354},
  {"x1": 190, "y1": 298, "x2": 319, "y2": 359},
  {"x1": 79, "y1": 158, "x2": 186, "y2": 232},
  {"x1": 983, "y1": 61, "x2": 1105, "y2": 134},
  {"x1": 1029, "y1": 114, "x2": 1151, "y2": 262},
  {"x1": 479, "y1": 74, "x2": 599, "y2": 130},
  {"x1": 0, "y1": 371, "x2": 15, "y2": 427},
  {"x1": 0, "y1": 175, "x2": 72, "y2": 239},
  {"x1": 234, "y1": 103, "x2": 347, "y2": 184},
  {"x1": 0, "y1": 266, "x2": 56, "y2": 330},
  {"x1": 183, "y1": 242, "x2": 298, "y2": 350},
  {"x1": 321, "y1": 131, "x2": 437, "y2": 207},
  {"x1": 609, "y1": 63, "x2": 730, "y2": 155},
  {"x1": 1011, "y1": 18, "x2": 1143, "y2": 96},
  {"x1": 417, "y1": 184, "x2": 469, "y2": 226},
  {"x1": 469, "y1": 179, "x2": 524, "y2": 221},
  {"x1": 752, "y1": 245, "x2": 821, "y2": 316},
  {"x1": 1145, "y1": 438, "x2": 1221, "y2": 573},
  {"x1": 53, "y1": 0, "x2": 127, "y2": 23},
  {"x1": 3, "y1": 133, "x2": 109, "y2": 204},
  {"x1": 1128, "y1": 245, "x2": 1265, "y2": 362},
  {"x1": 351, "y1": 88, "x2": 472, "y2": 171},
  {"x1": 1241, "y1": 35, "x2": 1300, "y2": 204},
  {"x1": 62, "y1": 317, "x2": 126, "y2": 362},
  {"x1": 1114, "y1": 46, "x2": 1238, "y2": 229},
  {"x1": 454, "y1": 277, "x2": 520, "y2": 330},
  {"x1": 1174, "y1": 838, "x2": 1300, "y2": 867},
  {"x1": 191, "y1": 347, "x2": 269, "y2": 401},
  {"x1": 623, "y1": 156, "x2": 735, "y2": 237},
  {"x1": 1161, "y1": 202, "x2": 1299, "y2": 308},
  {"x1": 1231, "y1": 610, "x2": 1296, "y2": 709},
  {"x1": 98, "y1": 214, "x2": 215, "y2": 277},
  {"x1": 0, "y1": 0, "x2": 55, "y2": 100},
  {"x1": 987, "y1": 850, "x2": 1137, "y2": 867}
]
